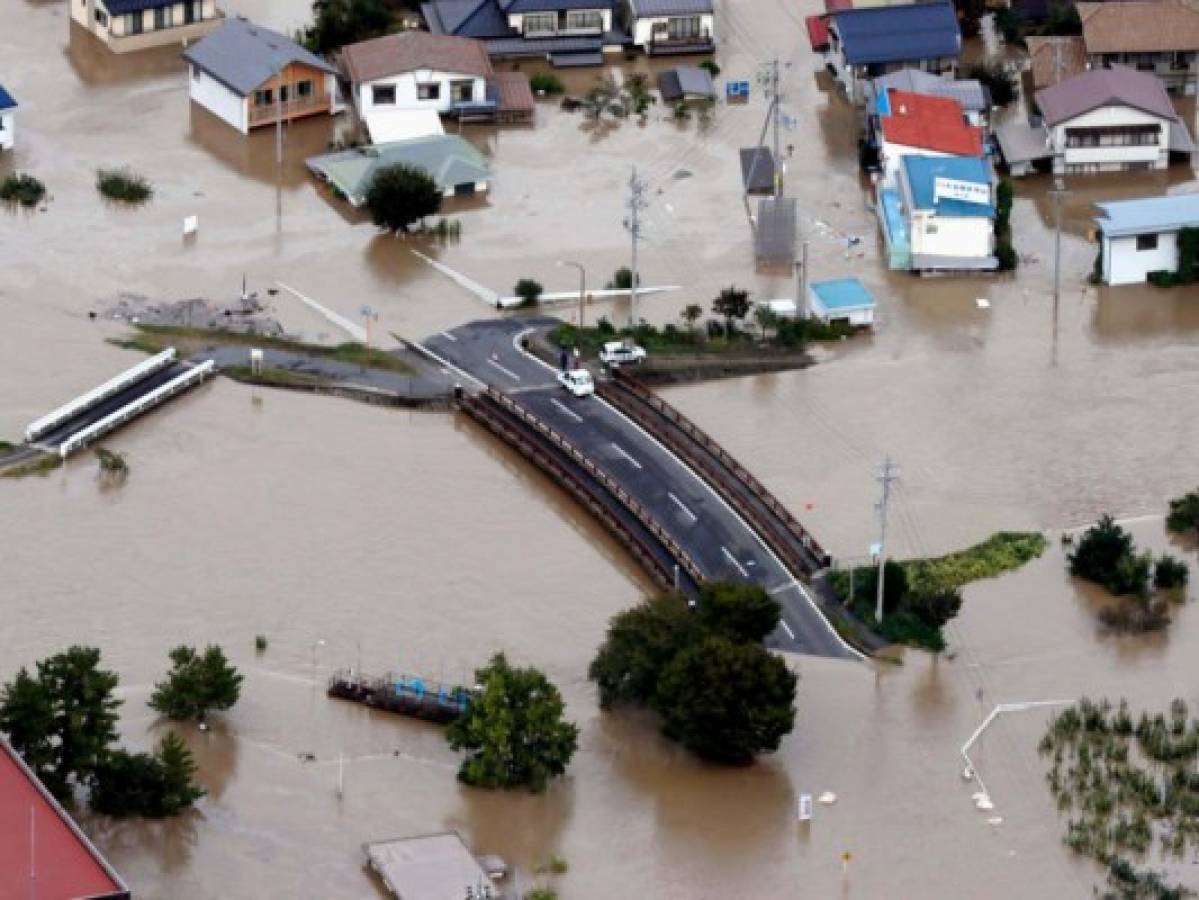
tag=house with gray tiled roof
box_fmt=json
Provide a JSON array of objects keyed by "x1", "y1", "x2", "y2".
[
  {"x1": 1077, "y1": 0, "x2": 1199, "y2": 96},
  {"x1": 71, "y1": 0, "x2": 222, "y2": 53}
]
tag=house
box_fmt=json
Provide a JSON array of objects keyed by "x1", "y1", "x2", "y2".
[
  {"x1": 422, "y1": 0, "x2": 623, "y2": 67},
  {"x1": 365, "y1": 832, "x2": 495, "y2": 900},
  {"x1": 625, "y1": 0, "x2": 715, "y2": 55},
  {"x1": 826, "y1": 0, "x2": 961, "y2": 103},
  {"x1": 1026, "y1": 36, "x2": 1087, "y2": 90},
  {"x1": 658, "y1": 65, "x2": 716, "y2": 102},
  {"x1": 1078, "y1": 0, "x2": 1199, "y2": 95},
  {"x1": 1, "y1": 736, "x2": 131, "y2": 900},
  {"x1": 71, "y1": 0, "x2": 222, "y2": 53},
  {"x1": 306, "y1": 133, "x2": 492, "y2": 206},
  {"x1": 807, "y1": 277, "x2": 877, "y2": 326},
  {"x1": 1092, "y1": 193, "x2": 1199, "y2": 284},
  {"x1": 874, "y1": 89, "x2": 985, "y2": 184},
  {"x1": 337, "y1": 32, "x2": 531, "y2": 143},
  {"x1": 0, "y1": 84, "x2": 16, "y2": 152},
  {"x1": 863, "y1": 69, "x2": 992, "y2": 128},
  {"x1": 1035, "y1": 65, "x2": 1196, "y2": 174},
  {"x1": 182, "y1": 18, "x2": 340, "y2": 135},
  {"x1": 879, "y1": 154, "x2": 997, "y2": 271}
]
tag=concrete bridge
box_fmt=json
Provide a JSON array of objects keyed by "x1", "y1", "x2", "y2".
[{"x1": 420, "y1": 319, "x2": 867, "y2": 660}]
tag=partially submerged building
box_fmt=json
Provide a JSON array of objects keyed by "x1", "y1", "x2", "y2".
[
  {"x1": 364, "y1": 831, "x2": 499, "y2": 900},
  {"x1": 1077, "y1": 0, "x2": 1199, "y2": 96},
  {"x1": 808, "y1": 277, "x2": 876, "y2": 326},
  {"x1": 658, "y1": 65, "x2": 716, "y2": 102},
  {"x1": 874, "y1": 89, "x2": 985, "y2": 185},
  {"x1": 182, "y1": 18, "x2": 341, "y2": 134},
  {"x1": 71, "y1": 0, "x2": 222, "y2": 53},
  {"x1": 0, "y1": 84, "x2": 16, "y2": 152},
  {"x1": 1093, "y1": 193, "x2": 1199, "y2": 284}
]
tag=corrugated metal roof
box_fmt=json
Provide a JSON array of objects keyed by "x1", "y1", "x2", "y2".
[
  {"x1": 866, "y1": 69, "x2": 989, "y2": 112},
  {"x1": 880, "y1": 89, "x2": 984, "y2": 156},
  {"x1": 806, "y1": 14, "x2": 831, "y2": 51},
  {"x1": 740, "y1": 147, "x2": 775, "y2": 194},
  {"x1": 1035, "y1": 65, "x2": 1178, "y2": 126},
  {"x1": 831, "y1": 0, "x2": 960, "y2": 66},
  {"x1": 1094, "y1": 193, "x2": 1199, "y2": 236},
  {"x1": 658, "y1": 66, "x2": 715, "y2": 100},
  {"x1": 307, "y1": 134, "x2": 491, "y2": 204},
  {"x1": 900, "y1": 154, "x2": 995, "y2": 217},
  {"x1": 628, "y1": 0, "x2": 712, "y2": 15},
  {"x1": 182, "y1": 18, "x2": 336, "y2": 96},
  {"x1": 0, "y1": 84, "x2": 16, "y2": 110},
  {"x1": 810, "y1": 277, "x2": 876, "y2": 311}
]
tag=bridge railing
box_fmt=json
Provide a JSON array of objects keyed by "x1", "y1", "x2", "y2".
[
  {"x1": 26, "y1": 349, "x2": 178, "y2": 442},
  {"x1": 609, "y1": 369, "x2": 831, "y2": 569}
]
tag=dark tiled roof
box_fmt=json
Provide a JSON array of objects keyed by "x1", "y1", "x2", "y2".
[
  {"x1": 423, "y1": 0, "x2": 513, "y2": 38},
  {"x1": 182, "y1": 18, "x2": 336, "y2": 96},
  {"x1": 503, "y1": 0, "x2": 615, "y2": 10},
  {"x1": 1035, "y1": 64, "x2": 1178, "y2": 125},
  {"x1": 627, "y1": 0, "x2": 711, "y2": 15},
  {"x1": 103, "y1": 0, "x2": 176, "y2": 14},
  {"x1": 831, "y1": 0, "x2": 961, "y2": 66}
]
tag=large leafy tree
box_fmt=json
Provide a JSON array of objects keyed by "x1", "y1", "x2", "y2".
[
  {"x1": 300, "y1": 0, "x2": 393, "y2": 54},
  {"x1": 655, "y1": 635, "x2": 797, "y2": 763},
  {"x1": 365, "y1": 164, "x2": 442, "y2": 234},
  {"x1": 696, "y1": 582, "x2": 781, "y2": 643},
  {"x1": 446, "y1": 653, "x2": 578, "y2": 793},
  {"x1": 711, "y1": 285, "x2": 751, "y2": 333},
  {"x1": 0, "y1": 647, "x2": 121, "y2": 799},
  {"x1": 150, "y1": 645, "x2": 242, "y2": 722},
  {"x1": 90, "y1": 732, "x2": 204, "y2": 818},
  {"x1": 588, "y1": 594, "x2": 700, "y2": 709}
]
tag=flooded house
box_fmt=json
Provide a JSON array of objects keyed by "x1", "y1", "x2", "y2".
[
  {"x1": 0, "y1": 84, "x2": 15, "y2": 152},
  {"x1": 871, "y1": 89, "x2": 985, "y2": 186},
  {"x1": 1077, "y1": 0, "x2": 1199, "y2": 95},
  {"x1": 182, "y1": 17, "x2": 341, "y2": 135},
  {"x1": 70, "y1": 0, "x2": 221, "y2": 53},
  {"x1": 863, "y1": 69, "x2": 992, "y2": 129},
  {"x1": 625, "y1": 0, "x2": 715, "y2": 56},
  {"x1": 1093, "y1": 193, "x2": 1199, "y2": 285}
]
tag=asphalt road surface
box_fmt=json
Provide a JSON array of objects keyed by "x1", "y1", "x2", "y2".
[{"x1": 424, "y1": 318, "x2": 858, "y2": 661}]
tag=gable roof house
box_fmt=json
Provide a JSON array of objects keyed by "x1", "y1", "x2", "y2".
[
  {"x1": 1035, "y1": 64, "x2": 1196, "y2": 174},
  {"x1": 874, "y1": 89, "x2": 985, "y2": 185},
  {"x1": 1093, "y1": 193, "x2": 1199, "y2": 284},
  {"x1": 1078, "y1": 0, "x2": 1199, "y2": 95},
  {"x1": 422, "y1": 0, "x2": 624, "y2": 67},
  {"x1": 182, "y1": 17, "x2": 340, "y2": 135},
  {"x1": 1025, "y1": 36, "x2": 1088, "y2": 90},
  {"x1": 0, "y1": 84, "x2": 16, "y2": 152},
  {"x1": 863, "y1": 68, "x2": 991, "y2": 127},
  {"x1": 71, "y1": 0, "x2": 222, "y2": 53},
  {"x1": 825, "y1": 0, "x2": 961, "y2": 103},
  {"x1": 338, "y1": 32, "x2": 531, "y2": 143},
  {"x1": 625, "y1": 0, "x2": 715, "y2": 55}
]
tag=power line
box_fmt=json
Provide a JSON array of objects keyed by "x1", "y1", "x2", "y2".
[
  {"x1": 623, "y1": 166, "x2": 649, "y2": 326},
  {"x1": 874, "y1": 457, "x2": 898, "y2": 622}
]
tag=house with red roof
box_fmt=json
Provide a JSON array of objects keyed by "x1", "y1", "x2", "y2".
[
  {"x1": 0, "y1": 736, "x2": 130, "y2": 900},
  {"x1": 875, "y1": 88, "x2": 984, "y2": 185}
]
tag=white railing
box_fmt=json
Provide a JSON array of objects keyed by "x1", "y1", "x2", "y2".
[
  {"x1": 57, "y1": 360, "x2": 214, "y2": 458},
  {"x1": 26, "y1": 349, "x2": 177, "y2": 442}
]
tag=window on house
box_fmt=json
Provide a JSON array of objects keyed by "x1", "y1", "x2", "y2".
[
  {"x1": 254, "y1": 88, "x2": 274, "y2": 107},
  {"x1": 153, "y1": 6, "x2": 169, "y2": 30},
  {"x1": 192, "y1": 66, "x2": 200, "y2": 80},
  {"x1": 565, "y1": 10, "x2": 602, "y2": 30},
  {"x1": 372, "y1": 84, "x2": 396, "y2": 105},
  {"x1": 94, "y1": 8, "x2": 108, "y2": 25},
  {"x1": 296, "y1": 80, "x2": 313, "y2": 98},
  {"x1": 127, "y1": 12, "x2": 143, "y2": 33},
  {"x1": 417, "y1": 82, "x2": 441, "y2": 101},
  {"x1": 1136, "y1": 233, "x2": 1159, "y2": 251},
  {"x1": 279, "y1": 85, "x2": 289, "y2": 103},
  {"x1": 184, "y1": 0, "x2": 199, "y2": 23},
  {"x1": 666, "y1": 15, "x2": 702, "y2": 40},
  {"x1": 451, "y1": 80, "x2": 474, "y2": 102},
  {"x1": 523, "y1": 12, "x2": 556, "y2": 36},
  {"x1": 1064, "y1": 125, "x2": 1160, "y2": 148}
]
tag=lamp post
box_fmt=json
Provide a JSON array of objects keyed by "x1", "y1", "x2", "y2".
[{"x1": 556, "y1": 260, "x2": 587, "y2": 328}]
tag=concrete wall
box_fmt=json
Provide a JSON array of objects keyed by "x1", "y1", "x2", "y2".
[
  {"x1": 909, "y1": 211, "x2": 993, "y2": 260},
  {"x1": 1103, "y1": 230, "x2": 1181, "y2": 285},
  {"x1": 0, "y1": 110, "x2": 13, "y2": 151},
  {"x1": 630, "y1": 12, "x2": 714, "y2": 47},
  {"x1": 189, "y1": 66, "x2": 247, "y2": 133},
  {"x1": 355, "y1": 70, "x2": 486, "y2": 115},
  {"x1": 1051, "y1": 104, "x2": 1169, "y2": 171}
]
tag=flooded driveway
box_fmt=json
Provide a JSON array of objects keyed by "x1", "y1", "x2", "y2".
[{"x1": 3, "y1": 0, "x2": 1199, "y2": 896}]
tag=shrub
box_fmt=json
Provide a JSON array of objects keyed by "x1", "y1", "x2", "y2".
[
  {"x1": 699, "y1": 59, "x2": 720, "y2": 76},
  {"x1": 995, "y1": 240, "x2": 1018, "y2": 272},
  {"x1": 530, "y1": 72, "x2": 565, "y2": 95},
  {"x1": 254, "y1": 634, "x2": 268, "y2": 653},
  {"x1": 1148, "y1": 270, "x2": 1180, "y2": 288},
  {"x1": 514, "y1": 278, "x2": 543, "y2": 307},
  {"x1": 605, "y1": 267, "x2": 636, "y2": 290},
  {"x1": 995, "y1": 7, "x2": 1023, "y2": 43},
  {"x1": 365, "y1": 163, "x2": 442, "y2": 233},
  {"x1": 1070, "y1": 516, "x2": 1137, "y2": 592},
  {"x1": 0, "y1": 173, "x2": 47, "y2": 209},
  {"x1": 96, "y1": 168, "x2": 153, "y2": 205},
  {"x1": 1154, "y1": 555, "x2": 1189, "y2": 591},
  {"x1": 89, "y1": 732, "x2": 203, "y2": 818},
  {"x1": 1167, "y1": 489, "x2": 1199, "y2": 534}
]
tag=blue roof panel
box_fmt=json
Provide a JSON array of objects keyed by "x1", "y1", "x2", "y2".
[
  {"x1": 810, "y1": 277, "x2": 876, "y2": 311},
  {"x1": 901, "y1": 155, "x2": 994, "y2": 218},
  {"x1": 1094, "y1": 193, "x2": 1199, "y2": 237},
  {"x1": 0, "y1": 84, "x2": 16, "y2": 111},
  {"x1": 832, "y1": 0, "x2": 960, "y2": 66}
]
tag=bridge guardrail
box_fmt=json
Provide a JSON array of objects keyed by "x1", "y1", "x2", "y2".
[{"x1": 484, "y1": 387, "x2": 706, "y2": 588}]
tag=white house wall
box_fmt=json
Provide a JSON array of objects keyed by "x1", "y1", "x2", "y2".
[
  {"x1": 355, "y1": 70, "x2": 487, "y2": 116},
  {"x1": 189, "y1": 66, "x2": 247, "y2": 133},
  {"x1": 909, "y1": 212, "x2": 993, "y2": 259},
  {"x1": 0, "y1": 110, "x2": 13, "y2": 151},
  {"x1": 1051, "y1": 104, "x2": 1170, "y2": 170},
  {"x1": 1103, "y1": 230, "x2": 1181, "y2": 285},
  {"x1": 631, "y1": 12, "x2": 713, "y2": 46}
]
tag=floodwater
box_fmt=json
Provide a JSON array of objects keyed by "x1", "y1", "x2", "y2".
[{"x1": 4, "y1": 0, "x2": 1199, "y2": 896}]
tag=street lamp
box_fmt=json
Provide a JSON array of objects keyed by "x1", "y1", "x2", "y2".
[{"x1": 556, "y1": 260, "x2": 586, "y2": 328}]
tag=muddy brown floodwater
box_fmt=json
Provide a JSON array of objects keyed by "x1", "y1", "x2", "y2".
[{"x1": 4, "y1": 0, "x2": 1199, "y2": 896}]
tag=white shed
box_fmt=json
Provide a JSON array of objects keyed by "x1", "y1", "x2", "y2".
[
  {"x1": 1094, "y1": 193, "x2": 1199, "y2": 285},
  {"x1": 807, "y1": 277, "x2": 876, "y2": 327}
]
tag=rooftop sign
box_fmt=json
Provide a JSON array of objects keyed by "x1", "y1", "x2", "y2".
[{"x1": 933, "y1": 176, "x2": 990, "y2": 205}]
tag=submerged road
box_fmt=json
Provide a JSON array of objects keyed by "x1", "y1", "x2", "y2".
[{"x1": 423, "y1": 318, "x2": 858, "y2": 661}]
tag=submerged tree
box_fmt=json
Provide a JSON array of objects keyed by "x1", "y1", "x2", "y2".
[
  {"x1": 150, "y1": 645, "x2": 242, "y2": 722},
  {"x1": 365, "y1": 163, "x2": 442, "y2": 234},
  {"x1": 711, "y1": 285, "x2": 751, "y2": 333},
  {"x1": 446, "y1": 653, "x2": 578, "y2": 793},
  {"x1": 90, "y1": 732, "x2": 204, "y2": 818}
]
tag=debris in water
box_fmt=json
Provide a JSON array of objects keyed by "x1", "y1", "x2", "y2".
[
  {"x1": 976, "y1": 298, "x2": 991, "y2": 309},
  {"x1": 987, "y1": 816, "x2": 1004, "y2": 826},
  {"x1": 818, "y1": 792, "x2": 837, "y2": 805},
  {"x1": 673, "y1": 169, "x2": 692, "y2": 180}
]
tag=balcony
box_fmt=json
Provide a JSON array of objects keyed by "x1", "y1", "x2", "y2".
[
  {"x1": 648, "y1": 32, "x2": 714, "y2": 55},
  {"x1": 249, "y1": 93, "x2": 330, "y2": 127},
  {"x1": 107, "y1": 11, "x2": 222, "y2": 53}
]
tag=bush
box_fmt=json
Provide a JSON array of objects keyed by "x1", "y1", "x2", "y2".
[
  {"x1": 530, "y1": 72, "x2": 565, "y2": 96},
  {"x1": 150, "y1": 645, "x2": 243, "y2": 722},
  {"x1": 96, "y1": 168, "x2": 153, "y2": 205},
  {"x1": 699, "y1": 59, "x2": 720, "y2": 76},
  {"x1": 1154, "y1": 555, "x2": 1189, "y2": 591},
  {"x1": 254, "y1": 634, "x2": 268, "y2": 653},
  {"x1": 0, "y1": 173, "x2": 47, "y2": 209},
  {"x1": 995, "y1": 7, "x2": 1023, "y2": 43},
  {"x1": 365, "y1": 163, "x2": 442, "y2": 233},
  {"x1": 1069, "y1": 516, "x2": 1141, "y2": 594},
  {"x1": 1148, "y1": 270, "x2": 1180, "y2": 288},
  {"x1": 514, "y1": 278, "x2": 543, "y2": 307},
  {"x1": 605, "y1": 267, "x2": 636, "y2": 290},
  {"x1": 1167, "y1": 490, "x2": 1199, "y2": 534},
  {"x1": 995, "y1": 239, "x2": 1018, "y2": 272},
  {"x1": 90, "y1": 732, "x2": 204, "y2": 818}
]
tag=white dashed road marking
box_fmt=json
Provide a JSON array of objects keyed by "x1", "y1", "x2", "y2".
[
  {"x1": 487, "y1": 357, "x2": 522, "y2": 381},
  {"x1": 668, "y1": 492, "x2": 697, "y2": 522},
  {"x1": 550, "y1": 398, "x2": 583, "y2": 422},
  {"x1": 611, "y1": 443, "x2": 643, "y2": 469},
  {"x1": 721, "y1": 546, "x2": 750, "y2": 578},
  {"x1": 780, "y1": 620, "x2": 796, "y2": 640}
]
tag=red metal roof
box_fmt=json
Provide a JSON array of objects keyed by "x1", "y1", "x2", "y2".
[
  {"x1": 879, "y1": 89, "x2": 984, "y2": 157},
  {"x1": 824, "y1": 0, "x2": 853, "y2": 11},
  {"x1": 806, "y1": 14, "x2": 831, "y2": 50},
  {"x1": 0, "y1": 738, "x2": 129, "y2": 900}
]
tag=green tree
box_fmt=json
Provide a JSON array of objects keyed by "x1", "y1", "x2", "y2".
[
  {"x1": 150, "y1": 645, "x2": 243, "y2": 722},
  {"x1": 1166, "y1": 490, "x2": 1199, "y2": 534},
  {"x1": 0, "y1": 669, "x2": 57, "y2": 790},
  {"x1": 681, "y1": 303, "x2": 704, "y2": 332},
  {"x1": 90, "y1": 732, "x2": 204, "y2": 818},
  {"x1": 606, "y1": 267, "x2": 635, "y2": 290},
  {"x1": 365, "y1": 163, "x2": 442, "y2": 234},
  {"x1": 588, "y1": 594, "x2": 700, "y2": 708},
  {"x1": 712, "y1": 285, "x2": 751, "y2": 333},
  {"x1": 753, "y1": 305, "x2": 779, "y2": 340},
  {"x1": 696, "y1": 582, "x2": 781, "y2": 643},
  {"x1": 966, "y1": 63, "x2": 1017, "y2": 107},
  {"x1": 514, "y1": 278, "x2": 544, "y2": 307},
  {"x1": 1154, "y1": 555, "x2": 1189, "y2": 590},
  {"x1": 654, "y1": 635, "x2": 797, "y2": 763},
  {"x1": 1069, "y1": 516, "x2": 1147, "y2": 595},
  {"x1": 300, "y1": 0, "x2": 393, "y2": 54},
  {"x1": 446, "y1": 653, "x2": 578, "y2": 792},
  {"x1": 156, "y1": 732, "x2": 204, "y2": 814},
  {"x1": 902, "y1": 584, "x2": 963, "y2": 631}
]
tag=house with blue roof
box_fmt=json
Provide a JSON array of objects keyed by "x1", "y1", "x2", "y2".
[
  {"x1": 879, "y1": 155, "x2": 997, "y2": 272},
  {"x1": 1093, "y1": 193, "x2": 1199, "y2": 285},
  {"x1": 71, "y1": 0, "x2": 222, "y2": 53},
  {"x1": 807, "y1": 277, "x2": 876, "y2": 327},
  {"x1": 826, "y1": 0, "x2": 961, "y2": 104},
  {"x1": 0, "y1": 85, "x2": 16, "y2": 152}
]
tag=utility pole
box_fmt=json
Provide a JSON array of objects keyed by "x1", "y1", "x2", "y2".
[
  {"x1": 797, "y1": 240, "x2": 809, "y2": 315},
  {"x1": 1050, "y1": 177, "x2": 1069, "y2": 310},
  {"x1": 624, "y1": 166, "x2": 648, "y2": 326},
  {"x1": 874, "y1": 457, "x2": 898, "y2": 623},
  {"x1": 771, "y1": 57, "x2": 782, "y2": 197}
]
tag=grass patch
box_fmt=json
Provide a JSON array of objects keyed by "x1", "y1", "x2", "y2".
[
  {"x1": 96, "y1": 167, "x2": 153, "y2": 205},
  {"x1": 0, "y1": 440, "x2": 15, "y2": 454},
  {"x1": 223, "y1": 365, "x2": 332, "y2": 387},
  {"x1": 549, "y1": 317, "x2": 850, "y2": 359},
  {"x1": 0, "y1": 173, "x2": 47, "y2": 209},
  {"x1": 905, "y1": 531, "x2": 1048, "y2": 591},
  {"x1": 1, "y1": 453, "x2": 63, "y2": 479},
  {"x1": 95, "y1": 447, "x2": 128, "y2": 474}
]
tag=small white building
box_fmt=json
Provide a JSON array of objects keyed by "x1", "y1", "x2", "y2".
[
  {"x1": 182, "y1": 18, "x2": 340, "y2": 135},
  {"x1": 807, "y1": 278, "x2": 876, "y2": 327},
  {"x1": 892, "y1": 154, "x2": 998, "y2": 272},
  {"x1": 71, "y1": 0, "x2": 222, "y2": 53},
  {"x1": 1093, "y1": 193, "x2": 1199, "y2": 285},
  {"x1": 0, "y1": 85, "x2": 16, "y2": 152},
  {"x1": 625, "y1": 0, "x2": 714, "y2": 54}
]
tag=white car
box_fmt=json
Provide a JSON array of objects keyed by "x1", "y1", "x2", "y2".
[
  {"x1": 557, "y1": 368, "x2": 595, "y2": 397},
  {"x1": 599, "y1": 341, "x2": 647, "y2": 367}
]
